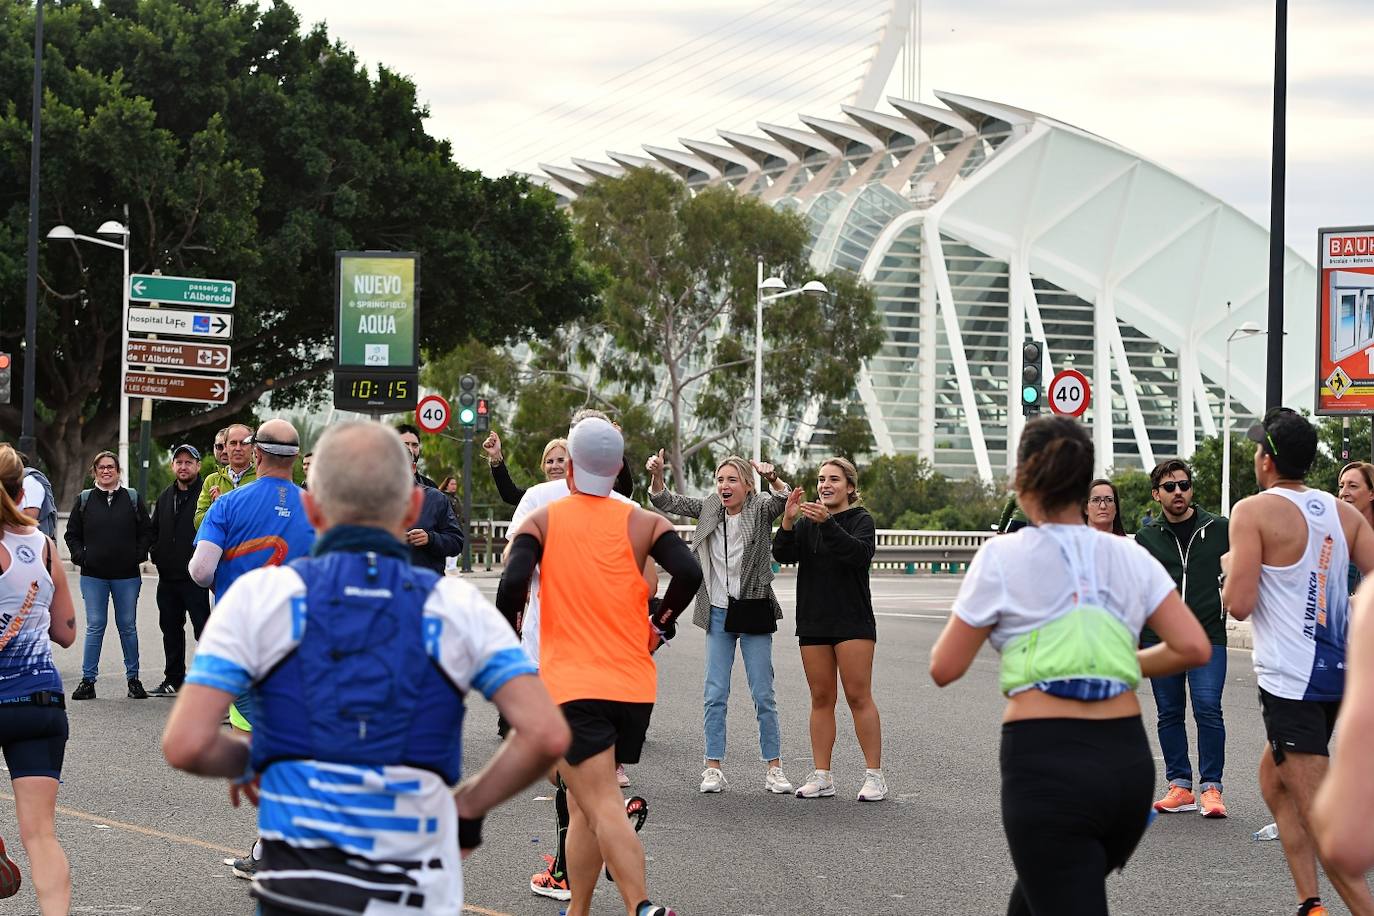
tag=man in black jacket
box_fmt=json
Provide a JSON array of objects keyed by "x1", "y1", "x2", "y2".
[
  {"x1": 398, "y1": 439, "x2": 463, "y2": 574},
  {"x1": 64, "y1": 450, "x2": 155, "y2": 700},
  {"x1": 148, "y1": 445, "x2": 212, "y2": 697}
]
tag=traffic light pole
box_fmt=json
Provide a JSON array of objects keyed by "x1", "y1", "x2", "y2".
[{"x1": 461, "y1": 424, "x2": 473, "y2": 574}]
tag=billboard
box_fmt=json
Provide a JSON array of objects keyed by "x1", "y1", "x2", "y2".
[
  {"x1": 1316, "y1": 226, "x2": 1374, "y2": 415},
  {"x1": 335, "y1": 252, "x2": 419, "y2": 369}
]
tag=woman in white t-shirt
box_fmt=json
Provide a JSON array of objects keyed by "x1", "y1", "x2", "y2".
[{"x1": 930, "y1": 416, "x2": 1211, "y2": 916}]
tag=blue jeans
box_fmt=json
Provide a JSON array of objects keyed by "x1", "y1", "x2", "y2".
[
  {"x1": 703, "y1": 606, "x2": 781, "y2": 762},
  {"x1": 1149, "y1": 643, "x2": 1226, "y2": 792},
  {"x1": 79, "y1": 575, "x2": 142, "y2": 682}
]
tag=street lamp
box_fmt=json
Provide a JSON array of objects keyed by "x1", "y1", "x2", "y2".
[
  {"x1": 754, "y1": 257, "x2": 827, "y2": 469},
  {"x1": 1222, "y1": 321, "x2": 1265, "y2": 516},
  {"x1": 48, "y1": 217, "x2": 131, "y2": 485}
]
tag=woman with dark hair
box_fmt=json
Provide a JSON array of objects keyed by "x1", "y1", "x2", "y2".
[
  {"x1": 929, "y1": 416, "x2": 1211, "y2": 916},
  {"x1": 1338, "y1": 461, "x2": 1374, "y2": 595},
  {"x1": 772, "y1": 457, "x2": 885, "y2": 801},
  {"x1": 647, "y1": 450, "x2": 793, "y2": 795},
  {"x1": 1084, "y1": 478, "x2": 1126, "y2": 536}
]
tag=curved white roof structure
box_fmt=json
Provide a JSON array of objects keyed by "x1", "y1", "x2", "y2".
[{"x1": 536, "y1": 90, "x2": 1314, "y2": 482}]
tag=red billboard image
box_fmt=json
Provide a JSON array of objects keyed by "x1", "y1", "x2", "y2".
[{"x1": 1316, "y1": 226, "x2": 1374, "y2": 414}]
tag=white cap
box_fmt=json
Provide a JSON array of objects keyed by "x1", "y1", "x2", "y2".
[{"x1": 567, "y1": 418, "x2": 624, "y2": 497}]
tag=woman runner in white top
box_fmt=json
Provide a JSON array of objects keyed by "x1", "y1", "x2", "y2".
[{"x1": 0, "y1": 444, "x2": 77, "y2": 915}]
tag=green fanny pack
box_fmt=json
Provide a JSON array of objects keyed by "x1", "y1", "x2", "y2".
[{"x1": 999, "y1": 605, "x2": 1140, "y2": 697}]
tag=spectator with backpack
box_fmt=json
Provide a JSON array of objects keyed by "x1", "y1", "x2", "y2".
[{"x1": 63, "y1": 451, "x2": 153, "y2": 700}]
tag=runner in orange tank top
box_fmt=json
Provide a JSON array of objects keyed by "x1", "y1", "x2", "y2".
[{"x1": 497, "y1": 418, "x2": 701, "y2": 916}]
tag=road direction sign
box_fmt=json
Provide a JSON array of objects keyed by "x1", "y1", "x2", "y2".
[
  {"x1": 415, "y1": 394, "x2": 451, "y2": 434},
  {"x1": 1049, "y1": 368, "x2": 1091, "y2": 418},
  {"x1": 123, "y1": 371, "x2": 229, "y2": 405},
  {"x1": 128, "y1": 306, "x2": 232, "y2": 340},
  {"x1": 129, "y1": 274, "x2": 235, "y2": 308},
  {"x1": 126, "y1": 339, "x2": 231, "y2": 373}
]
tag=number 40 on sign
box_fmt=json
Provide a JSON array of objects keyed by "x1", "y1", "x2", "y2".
[
  {"x1": 1049, "y1": 368, "x2": 1091, "y2": 418},
  {"x1": 415, "y1": 394, "x2": 451, "y2": 434}
]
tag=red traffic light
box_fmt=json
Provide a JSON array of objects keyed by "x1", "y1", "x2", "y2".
[
  {"x1": 0, "y1": 353, "x2": 10, "y2": 370},
  {"x1": 476, "y1": 397, "x2": 488, "y2": 416}
]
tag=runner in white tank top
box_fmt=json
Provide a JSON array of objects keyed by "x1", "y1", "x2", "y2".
[{"x1": 1251, "y1": 488, "x2": 1350, "y2": 702}]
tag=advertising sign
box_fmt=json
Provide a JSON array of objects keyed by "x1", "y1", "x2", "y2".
[
  {"x1": 1316, "y1": 225, "x2": 1374, "y2": 414},
  {"x1": 335, "y1": 252, "x2": 419, "y2": 369}
]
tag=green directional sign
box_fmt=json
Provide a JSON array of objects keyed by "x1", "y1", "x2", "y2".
[
  {"x1": 335, "y1": 252, "x2": 419, "y2": 369},
  {"x1": 129, "y1": 274, "x2": 235, "y2": 308}
]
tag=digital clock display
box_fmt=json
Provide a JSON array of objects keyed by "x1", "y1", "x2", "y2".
[{"x1": 333, "y1": 369, "x2": 418, "y2": 414}]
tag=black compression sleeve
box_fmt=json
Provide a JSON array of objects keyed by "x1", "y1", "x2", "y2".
[
  {"x1": 648, "y1": 531, "x2": 702, "y2": 639},
  {"x1": 495, "y1": 533, "x2": 542, "y2": 631}
]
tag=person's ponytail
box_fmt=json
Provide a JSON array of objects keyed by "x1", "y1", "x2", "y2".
[{"x1": 0, "y1": 445, "x2": 38, "y2": 530}]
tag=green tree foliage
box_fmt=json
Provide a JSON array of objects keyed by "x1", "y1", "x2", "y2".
[
  {"x1": 566, "y1": 167, "x2": 883, "y2": 485},
  {"x1": 1107, "y1": 467, "x2": 1157, "y2": 534},
  {"x1": 848, "y1": 453, "x2": 1003, "y2": 531},
  {"x1": 0, "y1": 0, "x2": 597, "y2": 500}
]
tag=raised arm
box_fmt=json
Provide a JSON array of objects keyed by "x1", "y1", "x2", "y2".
[{"x1": 645, "y1": 449, "x2": 704, "y2": 518}]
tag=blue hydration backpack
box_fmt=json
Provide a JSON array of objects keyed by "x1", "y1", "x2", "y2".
[{"x1": 22, "y1": 468, "x2": 58, "y2": 539}]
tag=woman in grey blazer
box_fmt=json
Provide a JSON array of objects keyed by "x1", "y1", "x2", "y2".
[{"x1": 647, "y1": 450, "x2": 793, "y2": 795}]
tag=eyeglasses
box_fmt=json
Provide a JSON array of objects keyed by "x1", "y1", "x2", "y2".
[
  {"x1": 94, "y1": 464, "x2": 118, "y2": 472},
  {"x1": 213, "y1": 443, "x2": 226, "y2": 451},
  {"x1": 1087, "y1": 495, "x2": 1115, "y2": 506},
  {"x1": 1158, "y1": 480, "x2": 1192, "y2": 494}
]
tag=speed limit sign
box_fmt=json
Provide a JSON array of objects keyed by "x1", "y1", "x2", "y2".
[
  {"x1": 1048, "y1": 368, "x2": 1091, "y2": 418},
  {"x1": 415, "y1": 394, "x2": 451, "y2": 434}
]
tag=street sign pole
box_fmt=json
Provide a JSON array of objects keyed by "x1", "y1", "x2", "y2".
[
  {"x1": 136, "y1": 289, "x2": 161, "y2": 499},
  {"x1": 462, "y1": 425, "x2": 473, "y2": 574},
  {"x1": 119, "y1": 206, "x2": 131, "y2": 486}
]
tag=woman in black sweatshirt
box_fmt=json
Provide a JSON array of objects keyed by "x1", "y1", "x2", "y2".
[{"x1": 772, "y1": 457, "x2": 885, "y2": 802}]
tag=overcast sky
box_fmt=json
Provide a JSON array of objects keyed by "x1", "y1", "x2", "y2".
[{"x1": 284, "y1": 0, "x2": 1373, "y2": 255}]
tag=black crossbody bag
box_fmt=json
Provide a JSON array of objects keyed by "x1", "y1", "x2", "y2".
[{"x1": 721, "y1": 513, "x2": 776, "y2": 635}]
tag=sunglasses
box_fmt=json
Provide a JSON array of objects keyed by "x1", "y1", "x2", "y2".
[{"x1": 1157, "y1": 480, "x2": 1191, "y2": 494}]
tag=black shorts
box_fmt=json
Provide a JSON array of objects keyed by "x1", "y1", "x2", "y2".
[
  {"x1": 560, "y1": 700, "x2": 652, "y2": 767},
  {"x1": 1259, "y1": 687, "x2": 1341, "y2": 764},
  {"x1": 798, "y1": 635, "x2": 876, "y2": 647},
  {"x1": 0, "y1": 703, "x2": 68, "y2": 779}
]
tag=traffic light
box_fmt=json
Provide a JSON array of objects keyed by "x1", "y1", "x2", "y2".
[
  {"x1": 1020, "y1": 341, "x2": 1043, "y2": 418},
  {"x1": 0, "y1": 352, "x2": 10, "y2": 405},
  {"x1": 475, "y1": 397, "x2": 490, "y2": 432},
  {"x1": 457, "y1": 374, "x2": 477, "y2": 426}
]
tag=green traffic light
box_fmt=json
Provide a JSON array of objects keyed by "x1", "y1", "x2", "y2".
[
  {"x1": 1021, "y1": 385, "x2": 1039, "y2": 404},
  {"x1": 459, "y1": 407, "x2": 476, "y2": 425}
]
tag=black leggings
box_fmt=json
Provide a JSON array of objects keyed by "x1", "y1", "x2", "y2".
[{"x1": 1000, "y1": 716, "x2": 1154, "y2": 916}]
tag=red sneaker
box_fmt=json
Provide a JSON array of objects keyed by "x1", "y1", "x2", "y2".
[
  {"x1": 1199, "y1": 787, "x2": 1227, "y2": 818},
  {"x1": 0, "y1": 836, "x2": 21, "y2": 899},
  {"x1": 530, "y1": 863, "x2": 570, "y2": 901},
  {"x1": 1152, "y1": 785, "x2": 1197, "y2": 813}
]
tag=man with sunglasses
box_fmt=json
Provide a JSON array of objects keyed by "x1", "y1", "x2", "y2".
[
  {"x1": 1135, "y1": 458, "x2": 1231, "y2": 818},
  {"x1": 1223, "y1": 408, "x2": 1374, "y2": 916}
]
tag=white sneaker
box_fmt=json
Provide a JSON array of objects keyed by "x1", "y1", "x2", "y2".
[
  {"x1": 794, "y1": 770, "x2": 835, "y2": 798},
  {"x1": 858, "y1": 770, "x2": 888, "y2": 802},
  {"x1": 699, "y1": 767, "x2": 727, "y2": 793},
  {"x1": 764, "y1": 766, "x2": 793, "y2": 794},
  {"x1": 616, "y1": 764, "x2": 631, "y2": 788}
]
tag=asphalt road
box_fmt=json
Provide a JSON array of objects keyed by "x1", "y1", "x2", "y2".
[{"x1": 0, "y1": 570, "x2": 1363, "y2": 915}]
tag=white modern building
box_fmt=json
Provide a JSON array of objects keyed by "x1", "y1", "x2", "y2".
[{"x1": 532, "y1": 89, "x2": 1314, "y2": 483}]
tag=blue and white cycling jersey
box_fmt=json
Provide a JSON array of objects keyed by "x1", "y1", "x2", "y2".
[{"x1": 187, "y1": 563, "x2": 535, "y2": 915}]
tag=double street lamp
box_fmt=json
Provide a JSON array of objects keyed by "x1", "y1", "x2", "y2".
[
  {"x1": 47, "y1": 219, "x2": 132, "y2": 486},
  {"x1": 1222, "y1": 321, "x2": 1266, "y2": 516},
  {"x1": 755, "y1": 258, "x2": 827, "y2": 467}
]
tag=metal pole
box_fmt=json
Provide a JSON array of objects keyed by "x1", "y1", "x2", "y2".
[
  {"x1": 461, "y1": 425, "x2": 473, "y2": 573},
  {"x1": 19, "y1": 0, "x2": 43, "y2": 460},
  {"x1": 118, "y1": 207, "x2": 131, "y2": 486},
  {"x1": 1342, "y1": 416, "x2": 1351, "y2": 461},
  {"x1": 753, "y1": 257, "x2": 764, "y2": 472},
  {"x1": 1264, "y1": 0, "x2": 1287, "y2": 409},
  {"x1": 1222, "y1": 336, "x2": 1232, "y2": 516}
]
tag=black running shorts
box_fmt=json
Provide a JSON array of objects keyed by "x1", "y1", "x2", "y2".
[
  {"x1": 1259, "y1": 687, "x2": 1341, "y2": 764},
  {"x1": 560, "y1": 700, "x2": 653, "y2": 766},
  {"x1": 0, "y1": 705, "x2": 68, "y2": 779}
]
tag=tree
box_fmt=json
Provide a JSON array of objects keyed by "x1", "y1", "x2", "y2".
[
  {"x1": 566, "y1": 167, "x2": 883, "y2": 485},
  {"x1": 0, "y1": 0, "x2": 598, "y2": 501}
]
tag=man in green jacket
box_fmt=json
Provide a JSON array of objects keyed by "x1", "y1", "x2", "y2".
[
  {"x1": 194, "y1": 423, "x2": 256, "y2": 527},
  {"x1": 1135, "y1": 457, "x2": 1230, "y2": 819}
]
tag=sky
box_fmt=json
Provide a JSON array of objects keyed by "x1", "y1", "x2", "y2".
[{"x1": 283, "y1": 0, "x2": 1374, "y2": 256}]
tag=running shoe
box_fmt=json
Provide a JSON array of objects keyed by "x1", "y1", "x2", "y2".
[
  {"x1": 225, "y1": 850, "x2": 259, "y2": 880},
  {"x1": 636, "y1": 904, "x2": 677, "y2": 916},
  {"x1": 71, "y1": 679, "x2": 96, "y2": 700},
  {"x1": 607, "y1": 796, "x2": 651, "y2": 882},
  {"x1": 857, "y1": 770, "x2": 888, "y2": 802},
  {"x1": 699, "y1": 767, "x2": 727, "y2": 793},
  {"x1": 794, "y1": 770, "x2": 836, "y2": 798},
  {"x1": 127, "y1": 678, "x2": 149, "y2": 699},
  {"x1": 617, "y1": 763, "x2": 631, "y2": 787},
  {"x1": 1152, "y1": 785, "x2": 1197, "y2": 813},
  {"x1": 0, "y1": 836, "x2": 21, "y2": 899},
  {"x1": 148, "y1": 679, "x2": 180, "y2": 698},
  {"x1": 1297, "y1": 897, "x2": 1328, "y2": 916},
  {"x1": 1198, "y1": 787, "x2": 1227, "y2": 818},
  {"x1": 530, "y1": 861, "x2": 571, "y2": 901},
  {"x1": 764, "y1": 766, "x2": 793, "y2": 794}
]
